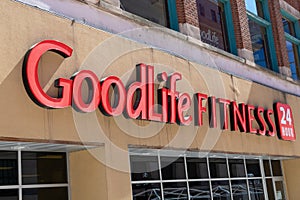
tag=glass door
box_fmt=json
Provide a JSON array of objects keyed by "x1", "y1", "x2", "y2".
[{"x1": 273, "y1": 178, "x2": 286, "y2": 200}]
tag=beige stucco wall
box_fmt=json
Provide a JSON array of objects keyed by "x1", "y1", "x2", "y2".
[
  {"x1": 2, "y1": 0, "x2": 300, "y2": 199},
  {"x1": 282, "y1": 159, "x2": 300, "y2": 200}
]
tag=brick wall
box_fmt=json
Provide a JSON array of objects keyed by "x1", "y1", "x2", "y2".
[
  {"x1": 284, "y1": 0, "x2": 300, "y2": 10},
  {"x1": 176, "y1": 0, "x2": 185, "y2": 23},
  {"x1": 176, "y1": 0, "x2": 199, "y2": 27},
  {"x1": 269, "y1": 0, "x2": 290, "y2": 68},
  {"x1": 230, "y1": 0, "x2": 252, "y2": 51}
]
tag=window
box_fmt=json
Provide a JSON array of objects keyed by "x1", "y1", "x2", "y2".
[
  {"x1": 245, "y1": 0, "x2": 263, "y2": 17},
  {"x1": 120, "y1": 0, "x2": 179, "y2": 31},
  {"x1": 246, "y1": 0, "x2": 278, "y2": 71},
  {"x1": 264, "y1": 159, "x2": 286, "y2": 200},
  {"x1": 197, "y1": 0, "x2": 236, "y2": 54},
  {"x1": 130, "y1": 149, "x2": 287, "y2": 200},
  {"x1": 0, "y1": 151, "x2": 68, "y2": 200},
  {"x1": 211, "y1": 9, "x2": 217, "y2": 22},
  {"x1": 281, "y1": 14, "x2": 300, "y2": 80},
  {"x1": 199, "y1": 3, "x2": 205, "y2": 16}
]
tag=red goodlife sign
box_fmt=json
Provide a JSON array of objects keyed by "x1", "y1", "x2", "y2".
[{"x1": 22, "y1": 40, "x2": 296, "y2": 141}]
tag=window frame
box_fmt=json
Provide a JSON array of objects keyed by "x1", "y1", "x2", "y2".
[
  {"x1": 167, "y1": 0, "x2": 179, "y2": 31},
  {"x1": 220, "y1": 0, "x2": 237, "y2": 55},
  {"x1": 0, "y1": 150, "x2": 69, "y2": 200},
  {"x1": 120, "y1": 0, "x2": 179, "y2": 31},
  {"x1": 197, "y1": 0, "x2": 237, "y2": 55},
  {"x1": 246, "y1": 0, "x2": 279, "y2": 72},
  {"x1": 129, "y1": 149, "x2": 288, "y2": 200},
  {"x1": 281, "y1": 9, "x2": 300, "y2": 80}
]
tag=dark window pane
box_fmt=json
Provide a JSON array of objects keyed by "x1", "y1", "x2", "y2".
[
  {"x1": 163, "y1": 182, "x2": 188, "y2": 199},
  {"x1": 132, "y1": 183, "x2": 161, "y2": 200},
  {"x1": 271, "y1": 160, "x2": 282, "y2": 176},
  {"x1": 0, "y1": 152, "x2": 18, "y2": 186},
  {"x1": 130, "y1": 155, "x2": 160, "y2": 181},
  {"x1": 266, "y1": 178, "x2": 275, "y2": 200},
  {"x1": 211, "y1": 9, "x2": 217, "y2": 22},
  {"x1": 209, "y1": 158, "x2": 228, "y2": 178},
  {"x1": 248, "y1": 179, "x2": 265, "y2": 200},
  {"x1": 22, "y1": 152, "x2": 67, "y2": 184},
  {"x1": 161, "y1": 157, "x2": 186, "y2": 180},
  {"x1": 187, "y1": 158, "x2": 209, "y2": 179},
  {"x1": 229, "y1": 159, "x2": 246, "y2": 177},
  {"x1": 189, "y1": 181, "x2": 211, "y2": 200},
  {"x1": 120, "y1": 0, "x2": 169, "y2": 27},
  {"x1": 275, "y1": 181, "x2": 286, "y2": 200},
  {"x1": 0, "y1": 189, "x2": 18, "y2": 200},
  {"x1": 263, "y1": 160, "x2": 271, "y2": 177},
  {"x1": 211, "y1": 180, "x2": 231, "y2": 200},
  {"x1": 246, "y1": 159, "x2": 261, "y2": 177},
  {"x1": 231, "y1": 180, "x2": 249, "y2": 200},
  {"x1": 23, "y1": 187, "x2": 68, "y2": 200},
  {"x1": 197, "y1": 0, "x2": 229, "y2": 51},
  {"x1": 199, "y1": 3, "x2": 205, "y2": 16}
]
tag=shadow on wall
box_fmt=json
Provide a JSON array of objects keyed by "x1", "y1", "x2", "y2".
[{"x1": 0, "y1": 51, "x2": 67, "y2": 139}]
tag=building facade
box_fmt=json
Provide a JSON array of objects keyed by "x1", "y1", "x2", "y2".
[{"x1": 1, "y1": 0, "x2": 300, "y2": 199}]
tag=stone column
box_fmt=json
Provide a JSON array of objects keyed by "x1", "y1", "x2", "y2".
[{"x1": 176, "y1": 0, "x2": 201, "y2": 40}]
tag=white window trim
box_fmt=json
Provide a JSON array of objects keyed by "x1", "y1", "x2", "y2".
[{"x1": 129, "y1": 148, "x2": 290, "y2": 200}]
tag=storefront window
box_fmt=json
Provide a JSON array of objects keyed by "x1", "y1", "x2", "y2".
[
  {"x1": 266, "y1": 178, "x2": 275, "y2": 200},
  {"x1": 229, "y1": 159, "x2": 246, "y2": 177},
  {"x1": 0, "y1": 152, "x2": 18, "y2": 185},
  {"x1": 263, "y1": 160, "x2": 271, "y2": 176},
  {"x1": 22, "y1": 152, "x2": 67, "y2": 184},
  {"x1": 132, "y1": 183, "x2": 161, "y2": 200},
  {"x1": 161, "y1": 157, "x2": 186, "y2": 180},
  {"x1": 22, "y1": 187, "x2": 68, "y2": 200},
  {"x1": 246, "y1": 159, "x2": 261, "y2": 177},
  {"x1": 130, "y1": 150, "x2": 287, "y2": 200},
  {"x1": 120, "y1": 0, "x2": 179, "y2": 31},
  {"x1": 130, "y1": 155, "x2": 160, "y2": 181},
  {"x1": 187, "y1": 158, "x2": 209, "y2": 179},
  {"x1": 271, "y1": 160, "x2": 283, "y2": 176},
  {"x1": 274, "y1": 181, "x2": 286, "y2": 200},
  {"x1": 231, "y1": 180, "x2": 248, "y2": 199},
  {"x1": 189, "y1": 181, "x2": 211, "y2": 199},
  {"x1": 0, "y1": 151, "x2": 68, "y2": 200},
  {"x1": 163, "y1": 182, "x2": 188, "y2": 199},
  {"x1": 248, "y1": 179, "x2": 264, "y2": 199},
  {"x1": 0, "y1": 189, "x2": 18, "y2": 200},
  {"x1": 211, "y1": 180, "x2": 231, "y2": 199},
  {"x1": 209, "y1": 158, "x2": 228, "y2": 178},
  {"x1": 282, "y1": 16, "x2": 300, "y2": 80},
  {"x1": 246, "y1": 0, "x2": 277, "y2": 70}
]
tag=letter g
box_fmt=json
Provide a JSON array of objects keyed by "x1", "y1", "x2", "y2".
[{"x1": 23, "y1": 40, "x2": 73, "y2": 108}]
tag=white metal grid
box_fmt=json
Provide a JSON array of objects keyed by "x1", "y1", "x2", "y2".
[
  {"x1": 0, "y1": 149, "x2": 69, "y2": 200},
  {"x1": 129, "y1": 148, "x2": 289, "y2": 200}
]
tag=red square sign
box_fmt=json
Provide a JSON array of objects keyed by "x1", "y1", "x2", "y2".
[{"x1": 275, "y1": 103, "x2": 296, "y2": 141}]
